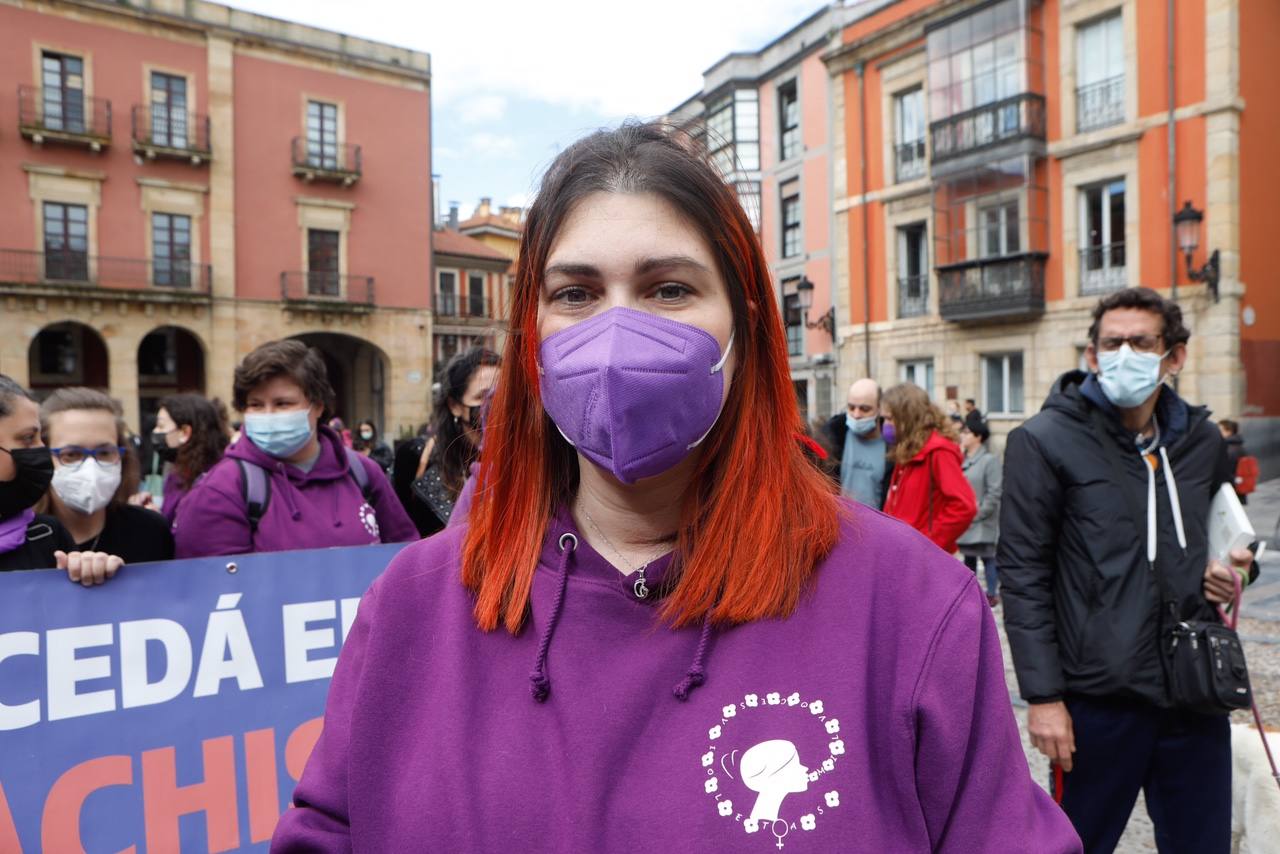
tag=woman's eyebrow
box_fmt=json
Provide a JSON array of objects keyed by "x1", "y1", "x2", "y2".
[
  {"x1": 543, "y1": 262, "x2": 601, "y2": 280},
  {"x1": 634, "y1": 255, "x2": 710, "y2": 276}
]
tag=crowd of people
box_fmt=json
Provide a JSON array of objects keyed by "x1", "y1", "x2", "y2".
[{"x1": 0, "y1": 121, "x2": 1266, "y2": 852}]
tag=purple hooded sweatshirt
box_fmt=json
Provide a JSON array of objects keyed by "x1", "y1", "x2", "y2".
[
  {"x1": 160, "y1": 471, "x2": 187, "y2": 525},
  {"x1": 173, "y1": 425, "x2": 417, "y2": 558},
  {"x1": 271, "y1": 503, "x2": 1080, "y2": 852}
]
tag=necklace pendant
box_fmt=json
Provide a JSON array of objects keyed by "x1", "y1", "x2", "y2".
[{"x1": 633, "y1": 574, "x2": 650, "y2": 600}]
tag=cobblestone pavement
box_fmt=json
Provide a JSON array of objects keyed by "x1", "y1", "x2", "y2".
[{"x1": 998, "y1": 477, "x2": 1280, "y2": 852}]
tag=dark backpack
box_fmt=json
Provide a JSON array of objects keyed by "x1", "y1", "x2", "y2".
[{"x1": 236, "y1": 447, "x2": 373, "y2": 533}]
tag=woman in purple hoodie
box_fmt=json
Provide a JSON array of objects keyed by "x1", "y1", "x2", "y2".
[
  {"x1": 272, "y1": 124, "x2": 1080, "y2": 852},
  {"x1": 173, "y1": 339, "x2": 417, "y2": 557}
]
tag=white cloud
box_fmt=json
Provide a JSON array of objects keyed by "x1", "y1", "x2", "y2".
[
  {"x1": 466, "y1": 132, "x2": 519, "y2": 159},
  {"x1": 221, "y1": 0, "x2": 823, "y2": 116},
  {"x1": 457, "y1": 94, "x2": 507, "y2": 125}
]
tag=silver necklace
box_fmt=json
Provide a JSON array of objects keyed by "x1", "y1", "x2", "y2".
[{"x1": 580, "y1": 507, "x2": 666, "y2": 600}]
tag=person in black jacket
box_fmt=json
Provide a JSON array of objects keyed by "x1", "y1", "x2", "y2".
[
  {"x1": 822, "y1": 378, "x2": 892, "y2": 509},
  {"x1": 999, "y1": 287, "x2": 1257, "y2": 853}
]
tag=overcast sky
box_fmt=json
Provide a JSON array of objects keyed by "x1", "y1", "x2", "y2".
[{"x1": 223, "y1": 0, "x2": 828, "y2": 221}]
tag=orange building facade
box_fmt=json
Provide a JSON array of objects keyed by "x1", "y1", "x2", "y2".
[
  {"x1": 823, "y1": 0, "x2": 1279, "y2": 460},
  {"x1": 0, "y1": 0, "x2": 435, "y2": 438}
]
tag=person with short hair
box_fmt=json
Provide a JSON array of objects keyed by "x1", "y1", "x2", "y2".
[
  {"x1": 272, "y1": 122, "x2": 1077, "y2": 853},
  {"x1": 173, "y1": 339, "x2": 417, "y2": 557},
  {"x1": 823, "y1": 378, "x2": 889, "y2": 508},
  {"x1": 957, "y1": 419, "x2": 1002, "y2": 606},
  {"x1": 999, "y1": 286, "x2": 1258, "y2": 852},
  {"x1": 40, "y1": 387, "x2": 173, "y2": 566}
]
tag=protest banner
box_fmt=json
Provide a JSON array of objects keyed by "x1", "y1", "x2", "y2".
[{"x1": 0, "y1": 542, "x2": 407, "y2": 853}]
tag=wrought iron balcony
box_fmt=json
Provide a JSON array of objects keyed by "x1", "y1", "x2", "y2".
[
  {"x1": 1079, "y1": 243, "x2": 1127, "y2": 295},
  {"x1": 433, "y1": 293, "x2": 490, "y2": 319},
  {"x1": 0, "y1": 248, "x2": 210, "y2": 292},
  {"x1": 1076, "y1": 76, "x2": 1125, "y2": 133},
  {"x1": 131, "y1": 105, "x2": 211, "y2": 164},
  {"x1": 291, "y1": 137, "x2": 362, "y2": 186},
  {"x1": 280, "y1": 271, "x2": 374, "y2": 305},
  {"x1": 17, "y1": 85, "x2": 112, "y2": 150},
  {"x1": 895, "y1": 140, "x2": 926, "y2": 182},
  {"x1": 898, "y1": 275, "x2": 930, "y2": 318},
  {"x1": 929, "y1": 93, "x2": 1046, "y2": 164},
  {"x1": 937, "y1": 252, "x2": 1046, "y2": 322}
]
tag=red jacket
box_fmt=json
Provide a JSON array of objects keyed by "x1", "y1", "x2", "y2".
[{"x1": 883, "y1": 430, "x2": 977, "y2": 553}]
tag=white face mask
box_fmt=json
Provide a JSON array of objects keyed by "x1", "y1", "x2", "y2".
[{"x1": 52, "y1": 458, "x2": 122, "y2": 515}]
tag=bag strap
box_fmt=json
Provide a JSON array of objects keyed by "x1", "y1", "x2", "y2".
[
  {"x1": 236, "y1": 459, "x2": 270, "y2": 534},
  {"x1": 344, "y1": 446, "x2": 373, "y2": 501}
]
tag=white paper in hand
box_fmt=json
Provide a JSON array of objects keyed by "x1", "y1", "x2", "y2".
[{"x1": 1207, "y1": 482, "x2": 1255, "y2": 563}]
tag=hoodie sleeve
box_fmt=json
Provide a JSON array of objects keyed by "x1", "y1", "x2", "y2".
[
  {"x1": 914, "y1": 579, "x2": 1082, "y2": 853},
  {"x1": 359, "y1": 455, "x2": 419, "y2": 544},
  {"x1": 172, "y1": 461, "x2": 254, "y2": 558},
  {"x1": 996, "y1": 426, "x2": 1066, "y2": 703},
  {"x1": 270, "y1": 579, "x2": 380, "y2": 853},
  {"x1": 927, "y1": 450, "x2": 977, "y2": 551}
]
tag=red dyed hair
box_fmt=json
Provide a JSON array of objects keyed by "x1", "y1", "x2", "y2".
[{"x1": 463, "y1": 122, "x2": 840, "y2": 633}]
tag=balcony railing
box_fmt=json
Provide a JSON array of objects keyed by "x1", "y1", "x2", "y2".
[
  {"x1": 1079, "y1": 243, "x2": 1127, "y2": 295},
  {"x1": 280, "y1": 271, "x2": 374, "y2": 305},
  {"x1": 937, "y1": 252, "x2": 1047, "y2": 322},
  {"x1": 898, "y1": 275, "x2": 929, "y2": 318},
  {"x1": 433, "y1": 293, "x2": 490, "y2": 319},
  {"x1": 1076, "y1": 76, "x2": 1125, "y2": 133},
  {"x1": 0, "y1": 248, "x2": 210, "y2": 292},
  {"x1": 291, "y1": 137, "x2": 362, "y2": 186},
  {"x1": 895, "y1": 140, "x2": 926, "y2": 182},
  {"x1": 929, "y1": 93, "x2": 1046, "y2": 163},
  {"x1": 17, "y1": 85, "x2": 112, "y2": 150},
  {"x1": 131, "y1": 105, "x2": 211, "y2": 164}
]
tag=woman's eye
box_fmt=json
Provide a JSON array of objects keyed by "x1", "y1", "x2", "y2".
[
  {"x1": 552, "y1": 286, "x2": 590, "y2": 305},
  {"x1": 655, "y1": 283, "x2": 691, "y2": 302}
]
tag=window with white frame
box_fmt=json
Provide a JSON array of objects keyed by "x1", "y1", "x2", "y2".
[
  {"x1": 899, "y1": 358, "x2": 935, "y2": 398},
  {"x1": 779, "y1": 80, "x2": 800, "y2": 162},
  {"x1": 897, "y1": 223, "x2": 929, "y2": 318},
  {"x1": 894, "y1": 87, "x2": 926, "y2": 182},
  {"x1": 980, "y1": 199, "x2": 1020, "y2": 257},
  {"x1": 982, "y1": 352, "x2": 1025, "y2": 414},
  {"x1": 306, "y1": 100, "x2": 340, "y2": 169},
  {"x1": 781, "y1": 182, "x2": 801, "y2": 258},
  {"x1": 705, "y1": 89, "x2": 759, "y2": 176},
  {"x1": 1076, "y1": 14, "x2": 1124, "y2": 132},
  {"x1": 1079, "y1": 178, "x2": 1125, "y2": 294}
]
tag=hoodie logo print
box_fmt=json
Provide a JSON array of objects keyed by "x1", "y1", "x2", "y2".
[
  {"x1": 358, "y1": 502, "x2": 379, "y2": 539},
  {"x1": 699, "y1": 690, "x2": 843, "y2": 849}
]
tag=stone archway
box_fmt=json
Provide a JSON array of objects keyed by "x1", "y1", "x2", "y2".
[
  {"x1": 136, "y1": 324, "x2": 207, "y2": 438},
  {"x1": 288, "y1": 332, "x2": 389, "y2": 432},
  {"x1": 27, "y1": 321, "x2": 109, "y2": 398}
]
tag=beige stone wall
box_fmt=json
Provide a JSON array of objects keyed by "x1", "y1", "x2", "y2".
[{"x1": 0, "y1": 293, "x2": 432, "y2": 437}]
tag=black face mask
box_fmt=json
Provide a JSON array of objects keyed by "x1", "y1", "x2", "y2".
[
  {"x1": 152, "y1": 432, "x2": 179, "y2": 464},
  {"x1": 0, "y1": 447, "x2": 55, "y2": 518}
]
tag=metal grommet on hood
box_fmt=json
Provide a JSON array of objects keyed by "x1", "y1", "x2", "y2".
[{"x1": 558, "y1": 532, "x2": 578, "y2": 553}]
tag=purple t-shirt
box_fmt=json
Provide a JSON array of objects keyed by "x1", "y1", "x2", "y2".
[{"x1": 272, "y1": 502, "x2": 1080, "y2": 852}]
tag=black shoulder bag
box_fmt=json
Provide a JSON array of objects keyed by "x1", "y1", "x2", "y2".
[{"x1": 1088, "y1": 408, "x2": 1251, "y2": 714}]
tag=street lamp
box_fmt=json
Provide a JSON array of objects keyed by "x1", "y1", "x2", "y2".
[
  {"x1": 1173, "y1": 200, "x2": 1220, "y2": 302},
  {"x1": 794, "y1": 275, "x2": 835, "y2": 342}
]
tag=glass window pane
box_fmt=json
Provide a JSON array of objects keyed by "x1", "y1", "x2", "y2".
[
  {"x1": 985, "y1": 357, "x2": 1005, "y2": 413},
  {"x1": 1009, "y1": 353, "x2": 1025, "y2": 412}
]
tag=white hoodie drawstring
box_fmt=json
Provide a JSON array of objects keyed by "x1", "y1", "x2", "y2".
[
  {"x1": 1159, "y1": 446, "x2": 1188, "y2": 552},
  {"x1": 1143, "y1": 445, "x2": 1188, "y2": 564}
]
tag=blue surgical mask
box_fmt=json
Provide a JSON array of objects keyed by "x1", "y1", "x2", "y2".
[
  {"x1": 846, "y1": 413, "x2": 878, "y2": 436},
  {"x1": 1097, "y1": 344, "x2": 1167, "y2": 409},
  {"x1": 244, "y1": 409, "x2": 314, "y2": 459}
]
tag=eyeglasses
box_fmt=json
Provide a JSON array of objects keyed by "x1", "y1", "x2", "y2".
[
  {"x1": 1097, "y1": 335, "x2": 1163, "y2": 353},
  {"x1": 48, "y1": 445, "x2": 127, "y2": 468}
]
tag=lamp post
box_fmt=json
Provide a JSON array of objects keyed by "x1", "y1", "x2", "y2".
[
  {"x1": 794, "y1": 275, "x2": 835, "y2": 342},
  {"x1": 1173, "y1": 200, "x2": 1220, "y2": 303}
]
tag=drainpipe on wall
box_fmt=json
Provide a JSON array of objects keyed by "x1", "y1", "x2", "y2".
[{"x1": 856, "y1": 61, "x2": 872, "y2": 378}]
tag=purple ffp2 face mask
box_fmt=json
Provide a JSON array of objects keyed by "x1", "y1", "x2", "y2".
[{"x1": 538, "y1": 306, "x2": 734, "y2": 485}]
